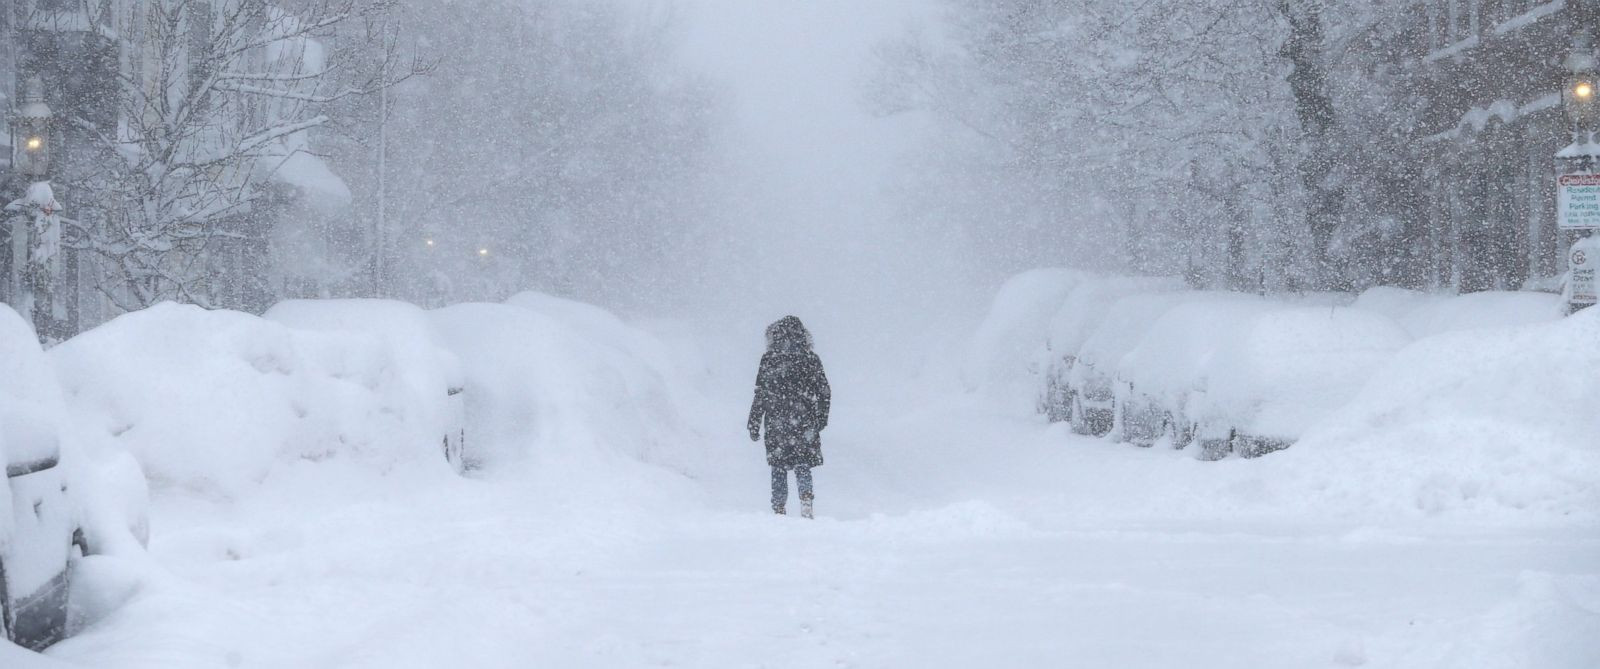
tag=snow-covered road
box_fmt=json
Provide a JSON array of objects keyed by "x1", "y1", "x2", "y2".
[{"x1": 44, "y1": 382, "x2": 1600, "y2": 669}]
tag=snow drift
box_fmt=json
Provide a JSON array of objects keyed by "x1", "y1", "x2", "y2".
[
  {"x1": 51, "y1": 303, "x2": 458, "y2": 501},
  {"x1": 431, "y1": 292, "x2": 705, "y2": 480}
]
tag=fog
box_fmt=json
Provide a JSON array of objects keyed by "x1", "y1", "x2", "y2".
[
  {"x1": 673, "y1": 1, "x2": 976, "y2": 336},
  {"x1": 13, "y1": 0, "x2": 1525, "y2": 344}
]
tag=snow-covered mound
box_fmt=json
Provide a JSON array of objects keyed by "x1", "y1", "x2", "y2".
[
  {"x1": 264, "y1": 299, "x2": 467, "y2": 470},
  {"x1": 1281, "y1": 307, "x2": 1600, "y2": 519},
  {"x1": 51, "y1": 303, "x2": 457, "y2": 501},
  {"x1": 432, "y1": 293, "x2": 702, "y2": 480},
  {"x1": 1353, "y1": 286, "x2": 1562, "y2": 339}
]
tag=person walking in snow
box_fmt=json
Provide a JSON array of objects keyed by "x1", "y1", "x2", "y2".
[{"x1": 748, "y1": 316, "x2": 831, "y2": 518}]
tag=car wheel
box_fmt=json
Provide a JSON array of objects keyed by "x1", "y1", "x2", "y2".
[
  {"x1": 1172, "y1": 419, "x2": 1195, "y2": 450},
  {"x1": 1, "y1": 558, "x2": 11, "y2": 643}
]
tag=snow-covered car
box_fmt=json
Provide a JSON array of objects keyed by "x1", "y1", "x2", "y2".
[
  {"x1": 265, "y1": 299, "x2": 470, "y2": 472},
  {"x1": 1187, "y1": 307, "x2": 1411, "y2": 459},
  {"x1": 2, "y1": 414, "x2": 80, "y2": 650},
  {"x1": 0, "y1": 308, "x2": 82, "y2": 651},
  {"x1": 1037, "y1": 275, "x2": 1183, "y2": 424},
  {"x1": 1064, "y1": 291, "x2": 1188, "y2": 437},
  {"x1": 961, "y1": 268, "x2": 1089, "y2": 407},
  {"x1": 443, "y1": 384, "x2": 466, "y2": 471},
  {"x1": 1115, "y1": 294, "x2": 1280, "y2": 449}
]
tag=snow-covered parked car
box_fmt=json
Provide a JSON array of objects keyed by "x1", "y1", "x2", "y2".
[
  {"x1": 1037, "y1": 275, "x2": 1182, "y2": 424},
  {"x1": 1064, "y1": 290, "x2": 1189, "y2": 437},
  {"x1": 1, "y1": 308, "x2": 84, "y2": 651},
  {"x1": 1187, "y1": 307, "x2": 1411, "y2": 459},
  {"x1": 265, "y1": 299, "x2": 470, "y2": 472},
  {"x1": 1114, "y1": 293, "x2": 1279, "y2": 448},
  {"x1": 960, "y1": 268, "x2": 1090, "y2": 409}
]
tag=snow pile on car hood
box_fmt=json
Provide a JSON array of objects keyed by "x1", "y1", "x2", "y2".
[{"x1": 51, "y1": 303, "x2": 457, "y2": 501}]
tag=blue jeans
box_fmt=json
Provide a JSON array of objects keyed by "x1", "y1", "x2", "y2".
[{"x1": 771, "y1": 465, "x2": 813, "y2": 511}]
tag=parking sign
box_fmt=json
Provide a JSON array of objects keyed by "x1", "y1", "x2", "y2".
[{"x1": 1558, "y1": 174, "x2": 1600, "y2": 230}]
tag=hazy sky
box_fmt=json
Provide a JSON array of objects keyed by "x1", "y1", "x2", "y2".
[{"x1": 671, "y1": 1, "x2": 977, "y2": 339}]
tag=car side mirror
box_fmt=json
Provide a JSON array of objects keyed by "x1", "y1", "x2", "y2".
[
  {"x1": 6, "y1": 451, "x2": 59, "y2": 478},
  {"x1": 4, "y1": 409, "x2": 62, "y2": 477}
]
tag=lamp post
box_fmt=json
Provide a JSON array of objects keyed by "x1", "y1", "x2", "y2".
[
  {"x1": 1559, "y1": 35, "x2": 1600, "y2": 314},
  {"x1": 1563, "y1": 35, "x2": 1600, "y2": 165},
  {"x1": 5, "y1": 75, "x2": 64, "y2": 340}
]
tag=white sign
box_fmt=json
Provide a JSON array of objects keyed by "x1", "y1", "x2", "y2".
[
  {"x1": 1569, "y1": 236, "x2": 1600, "y2": 306},
  {"x1": 1558, "y1": 174, "x2": 1600, "y2": 230}
]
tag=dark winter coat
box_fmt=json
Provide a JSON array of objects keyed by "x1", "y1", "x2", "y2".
[{"x1": 747, "y1": 316, "x2": 831, "y2": 469}]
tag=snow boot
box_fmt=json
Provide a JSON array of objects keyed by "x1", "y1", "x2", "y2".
[
  {"x1": 800, "y1": 499, "x2": 814, "y2": 519},
  {"x1": 774, "y1": 504, "x2": 786, "y2": 516}
]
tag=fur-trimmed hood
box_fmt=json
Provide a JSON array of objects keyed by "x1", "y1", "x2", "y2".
[{"x1": 764, "y1": 315, "x2": 812, "y2": 354}]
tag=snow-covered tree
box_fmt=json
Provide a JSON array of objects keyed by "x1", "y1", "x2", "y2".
[
  {"x1": 318, "y1": 0, "x2": 717, "y2": 309},
  {"x1": 63, "y1": 0, "x2": 421, "y2": 314}
]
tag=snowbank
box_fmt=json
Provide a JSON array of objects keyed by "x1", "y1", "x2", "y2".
[
  {"x1": 431, "y1": 294, "x2": 703, "y2": 482},
  {"x1": 51, "y1": 303, "x2": 457, "y2": 501},
  {"x1": 1354, "y1": 286, "x2": 1562, "y2": 339},
  {"x1": 264, "y1": 299, "x2": 466, "y2": 469},
  {"x1": 1279, "y1": 307, "x2": 1600, "y2": 519}
]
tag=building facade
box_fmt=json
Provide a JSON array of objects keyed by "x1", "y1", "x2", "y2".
[
  {"x1": 1408, "y1": 0, "x2": 1598, "y2": 291},
  {"x1": 0, "y1": 0, "x2": 352, "y2": 339}
]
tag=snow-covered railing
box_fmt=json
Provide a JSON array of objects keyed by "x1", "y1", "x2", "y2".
[
  {"x1": 1494, "y1": 0, "x2": 1565, "y2": 36},
  {"x1": 1423, "y1": 35, "x2": 1479, "y2": 64}
]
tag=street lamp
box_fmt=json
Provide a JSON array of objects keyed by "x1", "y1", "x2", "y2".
[
  {"x1": 10, "y1": 75, "x2": 51, "y2": 178},
  {"x1": 1561, "y1": 34, "x2": 1600, "y2": 314}
]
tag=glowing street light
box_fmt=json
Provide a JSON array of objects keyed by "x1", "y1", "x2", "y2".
[
  {"x1": 10, "y1": 75, "x2": 52, "y2": 178},
  {"x1": 477, "y1": 247, "x2": 489, "y2": 257},
  {"x1": 424, "y1": 238, "x2": 435, "y2": 247},
  {"x1": 1565, "y1": 34, "x2": 1599, "y2": 129}
]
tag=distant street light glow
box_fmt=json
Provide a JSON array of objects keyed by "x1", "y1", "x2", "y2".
[
  {"x1": 1577, "y1": 82, "x2": 1595, "y2": 99},
  {"x1": 24, "y1": 136, "x2": 42, "y2": 151},
  {"x1": 478, "y1": 248, "x2": 489, "y2": 256},
  {"x1": 425, "y1": 238, "x2": 435, "y2": 247}
]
